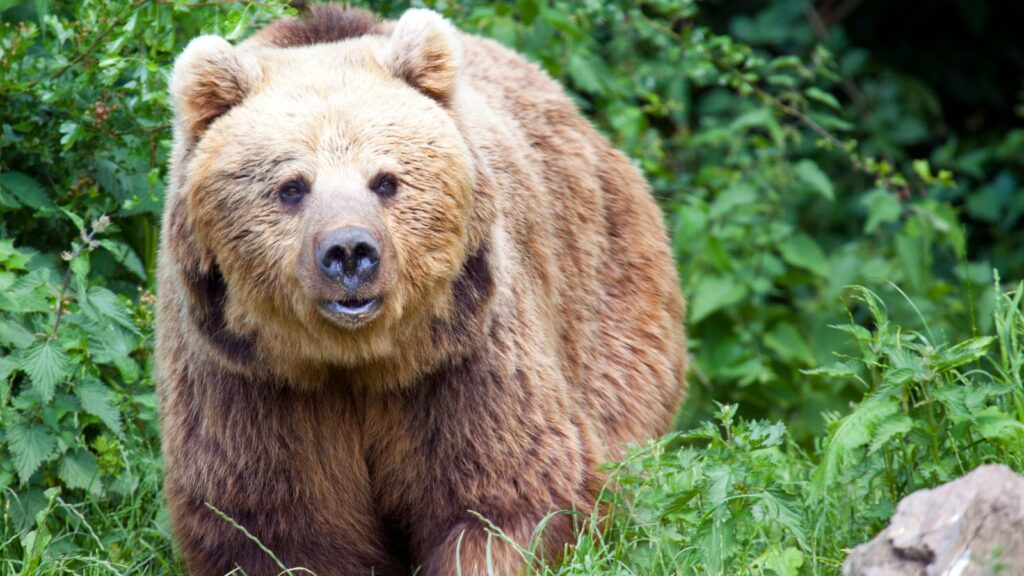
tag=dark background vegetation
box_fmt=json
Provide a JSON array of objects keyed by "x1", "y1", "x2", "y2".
[{"x1": 1, "y1": 0, "x2": 1022, "y2": 573}]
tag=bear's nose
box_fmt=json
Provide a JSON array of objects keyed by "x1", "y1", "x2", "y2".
[{"x1": 317, "y1": 227, "x2": 381, "y2": 291}]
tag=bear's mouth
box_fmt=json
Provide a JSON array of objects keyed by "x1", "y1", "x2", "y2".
[{"x1": 318, "y1": 297, "x2": 382, "y2": 327}]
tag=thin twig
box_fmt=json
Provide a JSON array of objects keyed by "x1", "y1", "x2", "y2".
[
  {"x1": 50, "y1": 241, "x2": 87, "y2": 340},
  {"x1": 826, "y1": 0, "x2": 868, "y2": 27},
  {"x1": 51, "y1": 215, "x2": 108, "y2": 340},
  {"x1": 753, "y1": 86, "x2": 861, "y2": 168},
  {"x1": 803, "y1": 3, "x2": 867, "y2": 113},
  {"x1": 50, "y1": 271, "x2": 75, "y2": 340},
  {"x1": 804, "y1": 3, "x2": 829, "y2": 40}
]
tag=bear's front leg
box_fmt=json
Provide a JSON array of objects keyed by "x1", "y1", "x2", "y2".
[
  {"x1": 160, "y1": 363, "x2": 396, "y2": 575},
  {"x1": 371, "y1": 333, "x2": 606, "y2": 576}
]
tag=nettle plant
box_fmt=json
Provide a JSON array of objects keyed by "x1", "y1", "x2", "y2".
[
  {"x1": 808, "y1": 283, "x2": 1024, "y2": 522},
  {"x1": 574, "y1": 281, "x2": 1024, "y2": 575},
  {"x1": 0, "y1": 1, "x2": 293, "y2": 262},
  {"x1": 0, "y1": 214, "x2": 155, "y2": 529}
]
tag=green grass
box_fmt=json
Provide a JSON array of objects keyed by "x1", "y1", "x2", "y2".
[
  {"x1": 2, "y1": 448, "x2": 180, "y2": 575},
  {"x1": 3, "y1": 280, "x2": 1022, "y2": 575}
]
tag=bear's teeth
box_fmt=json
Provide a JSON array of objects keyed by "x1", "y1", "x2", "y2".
[{"x1": 321, "y1": 298, "x2": 381, "y2": 318}]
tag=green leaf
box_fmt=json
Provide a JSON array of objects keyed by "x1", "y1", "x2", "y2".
[
  {"x1": 71, "y1": 252, "x2": 90, "y2": 295},
  {"x1": 794, "y1": 159, "x2": 834, "y2": 200},
  {"x1": 709, "y1": 182, "x2": 758, "y2": 219},
  {"x1": 755, "y1": 491, "x2": 808, "y2": 550},
  {"x1": 880, "y1": 367, "x2": 918, "y2": 390},
  {"x1": 778, "y1": 234, "x2": 830, "y2": 277},
  {"x1": 862, "y1": 189, "x2": 902, "y2": 233},
  {"x1": 912, "y1": 159, "x2": 934, "y2": 182},
  {"x1": 679, "y1": 421, "x2": 722, "y2": 442},
  {"x1": 933, "y1": 386, "x2": 979, "y2": 425},
  {"x1": 705, "y1": 463, "x2": 736, "y2": 509},
  {"x1": 933, "y1": 336, "x2": 995, "y2": 372},
  {"x1": 0, "y1": 269, "x2": 50, "y2": 314},
  {"x1": 59, "y1": 121, "x2": 83, "y2": 150},
  {"x1": 808, "y1": 110, "x2": 854, "y2": 131},
  {"x1": 868, "y1": 415, "x2": 913, "y2": 453},
  {"x1": 0, "y1": 239, "x2": 32, "y2": 269},
  {"x1": 90, "y1": 326, "x2": 140, "y2": 383},
  {"x1": 0, "y1": 316, "x2": 35, "y2": 348},
  {"x1": 766, "y1": 74, "x2": 797, "y2": 88},
  {"x1": 568, "y1": 53, "x2": 604, "y2": 95},
  {"x1": 830, "y1": 323, "x2": 873, "y2": 345},
  {"x1": 975, "y1": 407, "x2": 1024, "y2": 443},
  {"x1": 99, "y1": 239, "x2": 147, "y2": 281},
  {"x1": 4, "y1": 420, "x2": 56, "y2": 484},
  {"x1": 730, "y1": 107, "x2": 775, "y2": 133},
  {"x1": 689, "y1": 276, "x2": 748, "y2": 324},
  {"x1": 0, "y1": 356, "x2": 15, "y2": 408},
  {"x1": 58, "y1": 450, "x2": 101, "y2": 493},
  {"x1": 60, "y1": 209, "x2": 85, "y2": 233},
  {"x1": 673, "y1": 203, "x2": 708, "y2": 251},
  {"x1": 0, "y1": 172, "x2": 54, "y2": 211},
  {"x1": 0, "y1": 0, "x2": 21, "y2": 15},
  {"x1": 222, "y1": 9, "x2": 251, "y2": 41},
  {"x1": 764, "y1": 323, "x2": 816, "y2": 366},
  {"x1": 802, "y1": 360, "x2": 859, "y2": 379},
  {"x1": 83, "y1": 286, "x2": 139, "y2": 334},
  {"x1": 76, "y1": 378, "x2": 122, "y2": 434},
  {"x1": 805, "y1": 87, "x2": 840, "y2": 110},
  {"x1": 541, "y1": 9, "x2": 584, "y2": 39},
  {"x1": 20, "y1": 340, "x2": 70, "y2": 404},
  {"x1": 517, "y1": 0, "x2": 542, "y2": 25},
  {"x1": 21, "y1": 487, "x2": 59, "y2": 570},
  {"x1": 8, "y1": 489, "x2": 48, "y2": 532},
  {"x1": 0, "y1": 188, "x2": 18, "y2": 209},
  {"x1": 699, "y1": 504, "x2": 737, "y2": 574},
  {"x1": 764, "y1": 546, "x2": 805, "y2": 576},
  {"x1": 812, "y1": 397, "x2": 900, "y2": 498}
]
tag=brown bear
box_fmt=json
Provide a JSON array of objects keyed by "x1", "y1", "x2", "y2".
[{"x1": 155, "y1": 5, "x2": 686, "y2": 576}]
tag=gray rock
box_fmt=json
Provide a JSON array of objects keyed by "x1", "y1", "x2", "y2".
[{"x1": 844, "y1": 464, "x2": 1024, "y2": 576}]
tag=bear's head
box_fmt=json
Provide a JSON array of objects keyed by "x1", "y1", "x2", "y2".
[{"x1": 165, "y1": 9, "x2": 494, "y2": 389}]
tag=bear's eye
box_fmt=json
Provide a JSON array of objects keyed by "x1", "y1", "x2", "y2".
[
  {"x1": 278, "y1": 178, "x2": 309, "y2": 206},
  {"x1": 370, "y1": 173, "x2": 398, "y2": 198}
]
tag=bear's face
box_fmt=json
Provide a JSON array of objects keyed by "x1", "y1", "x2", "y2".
[{"x1": 169, "y1": 11, "x2": 477, "y2": 380}]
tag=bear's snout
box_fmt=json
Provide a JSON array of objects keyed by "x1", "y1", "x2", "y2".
[{"x1": 317, "y1": 226, "x2": 381, "y2": 291}]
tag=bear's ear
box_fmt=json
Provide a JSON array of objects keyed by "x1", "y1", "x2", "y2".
[
  {"x1": 170, "y1": 35, "x2": 260, "y2": 142},
  {"x1": 379, "y1": 9, "x2": 462, "y2": 106}
]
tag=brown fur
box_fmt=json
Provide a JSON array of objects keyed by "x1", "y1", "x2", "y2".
[
  {"x1": 252, "y1": 4, "x2": 381, "y2": 48},
  {"x1": 156, "y1": 6, "x2": 686, "y2": 576}
]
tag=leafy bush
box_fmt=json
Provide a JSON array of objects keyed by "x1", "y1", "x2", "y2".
[
  {"x1": 548, "y1": 281, "x2": 1024, "y2": 575},
  {"x1": 0, "y1": 216, "x2": 173, "y2": 573},
  {"x1": 1, "y1": 0, "x2": 1022, "y2": 574}
]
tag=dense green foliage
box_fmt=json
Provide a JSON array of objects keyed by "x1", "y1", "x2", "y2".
[{"x1": 1, "y1": 0, "x2": 1022, "y2": 574}]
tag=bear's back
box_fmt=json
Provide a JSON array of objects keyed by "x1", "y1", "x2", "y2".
[{"x1": 450, "y1": 24, "x2": 688, "y2": 449}]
